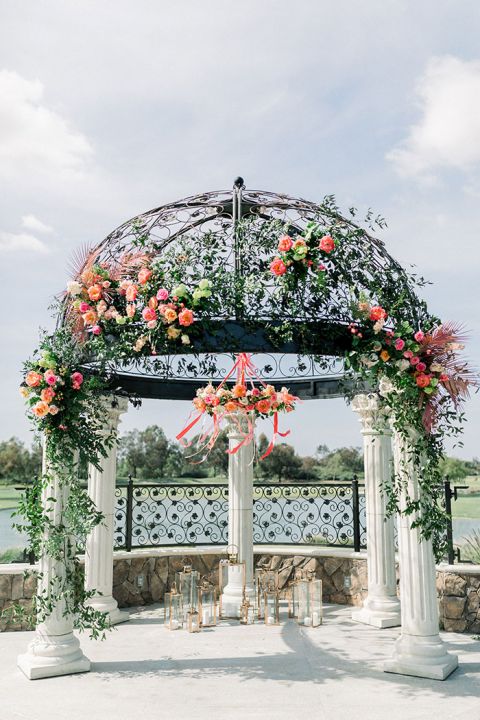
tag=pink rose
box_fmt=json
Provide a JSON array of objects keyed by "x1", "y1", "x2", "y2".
[
  {"x1": 414, "y1": 330, "x2": 424, "y2": 342},
  {"x1": 91, "y1": 325, "x2": 102, "y2": 336},
  {"x1": 142, "y1": 307, "x2": 157, "y2": 322},
  {"x1": 251, "y1": 388, "x2": 260, "y2": 397},
  {"x1": 79, "y1": 302, "x2": 91, "y2": 313},
  {"x1": 318, "y1": 263, "x2": 326, "y2": 271},
  {"x1": 319, "y1": 235, "x2": 335, "y2": 253},
  {"x1": 178, "y1": 308, "x2": 194, "y2": 327},
  {"x1": 156, "y1": 288, "x2": 169, "y2": 301},
  {"x1": 270, "y1": 257, "x2": 287, "y2": 276},
  {"x1": 71, "y1": 372, "x2": 83, "y2": 390},
  {"x1": 403, "y1": 350, "x2": 413, "y2": 359},
  {"x1": 410, "y1": 356, "x2": 420, "y2": 366},
  {"x1": 44, "y1": 369, "x2": 57, "y2": 386},
  {"x1": 277, "y1": 235, "x2": 293, "y2": 252},
  {"x1": 416, "y1": 362, "x2": 426, "y2": 372},
  {"x1": 146, "y1": 320, "x2": 157, "y2": 329},
  {"x1": 394, "y1": 338, "x2": 405, "y2": 351}
]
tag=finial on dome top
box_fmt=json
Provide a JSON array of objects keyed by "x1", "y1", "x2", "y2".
[{"x1": 233, "y1": 176, "x2": 245, "y2": 189}]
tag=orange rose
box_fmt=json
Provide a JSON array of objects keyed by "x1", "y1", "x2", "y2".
[
  {"x1": 164, "y1": 308, "x2": 177, "y2": 324},
  {"x1": 416, "y1": 374, "x2": 431, "y2": 388},
  {"x1": 148, "y1": 296, "x2": 158, "y2": 310},
  {"x1": 126, "y1": 284, "x2": 138, "y2": 302},
  {"x1": 82, "y1": 310, "x2": 98, "y2": 326},
  {"x1": 32, "y1": 401, "x2": 50, "y2": 418},
  {"x1": 25, "y1": 371, "x2": 42, "y2": 387},
  {"x1": 369, "y1": 306, "x2": 387, "y2": 322},
  {"x1": 225, "y1": 401, "x2": 238, "y2": 412},
  {"x1": 178, "y1": 308, "x2": 194, "y2": 327},
  {"x1": 87, "y1": 284, "x2": 103, "y2": 302},
  {"x1": 232, "y1": 384, "x2": 247, "y2": 398},
  {"x1": 380, "y1": 350, "x2": 390, "y2": 362},
  {"x1": 138, "y1": 267, "x2": 152, "y2": 285}
]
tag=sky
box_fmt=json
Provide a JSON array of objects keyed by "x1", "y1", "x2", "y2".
[{"x1": 0, "y1": 0, "x2": 479, "y2": 459}]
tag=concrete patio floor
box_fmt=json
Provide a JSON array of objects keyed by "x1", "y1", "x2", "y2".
[{"x1": 1, "y1": 604, "x2": 479, "y2": 720}]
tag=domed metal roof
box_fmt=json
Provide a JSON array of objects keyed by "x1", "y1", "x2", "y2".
[{"x1": 69, "y1": 180, "x2": 421, "y2": 400}]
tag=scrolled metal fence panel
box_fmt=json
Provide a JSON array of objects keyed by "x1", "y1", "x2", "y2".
[{"x1": 114, "y1": 480, "x2": 366, "y2": 550}]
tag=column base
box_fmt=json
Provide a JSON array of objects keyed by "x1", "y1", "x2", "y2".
[
  {"x1": 221, "y1": 584, "x2": 255, "y2": 618},
  {"x1": 87, "y1": 596, "x2": 130, "y2": 625},
  {"x1": 384, "y1": 633, "x2": 458, "y2": 680},
  {"x1": 18, "y1": 631, "x2": 90, "y2": 680},
  {"x1": 352, "y1": 597, "x2": 401, "y2": 629}
]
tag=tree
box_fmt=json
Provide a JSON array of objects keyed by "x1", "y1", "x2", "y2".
[
  {"x1": 256, "y1": 435, "x2": 303, "y2": 481},
  {"x1": 118, "y1": 425, "x2": 179, "y2": 479},
  {"x1": 316, "y1": 446, "x2": 364, "y2": 480},
  {"x1": 0, "y1": 437, "x2": 41, "y2": 483},
  {"x1": 439, "y1": 456, "x2": 470, "y2": 480}
]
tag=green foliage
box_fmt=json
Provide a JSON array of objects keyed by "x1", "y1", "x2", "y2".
[
  {"x1": 256, "y1": 434, "x2": 303, "y2": 481},
  {"x1": 461, "y1": 530, "x2": 480, "y2": 564},
  {"x1": 439, "y1": 456, "x2": 470, "y2": 480},
  {"x1": 316, "y1": 446, "x2": 363, "y2": 480}
]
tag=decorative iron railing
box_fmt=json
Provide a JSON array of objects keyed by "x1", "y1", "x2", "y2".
[{"x1": 114, "y1": 478, "x2": 367, "y2": 551}]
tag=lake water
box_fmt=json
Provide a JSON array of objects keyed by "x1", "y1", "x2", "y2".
[{"x1": 1, "y1": 504, "x2": 479, "y2": 554}]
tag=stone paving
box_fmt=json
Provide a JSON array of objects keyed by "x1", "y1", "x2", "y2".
[{"x1": 1, "y1": 604, "x2": 479, "y2": 720}]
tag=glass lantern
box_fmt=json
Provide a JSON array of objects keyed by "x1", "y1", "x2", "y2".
[
  {"x1": 176, "y1": 563, "x2": 200, "y2": 619},
  {"x1": 198, "y1": 582, "x2": 217, "y2": 627},
  {"x1": 240, "y1": 595, "x2": 255, "y2": 625},
  {"x1": 164, "y1": 584, "x2": 183, "y2": 630},
  {"x1": 287, "y1": 580, "x2": 299, "y2": 619},
  {"x1": 255, "y1": 569, "x2": 278, "y2": 620},
  {"x1": 187, "y1": 608, "x2": 201, "y2": 633},
  {"x1": 264, "y1": 588, "x2": 280, "y2": 626},
  {"x1": 297, "y1": 578, "x2": 323, "y2": 627}
]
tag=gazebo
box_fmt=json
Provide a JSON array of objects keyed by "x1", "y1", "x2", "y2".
[{"x1": 16, "y1": 179, "x2": 465, "y2": 681}]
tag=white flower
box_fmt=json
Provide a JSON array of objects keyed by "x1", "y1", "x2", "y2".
[
  {"x1": 360, "y1": 353, "x2": 379, "y2": 368},
  {"x1": 379, "y1": 376, "x2": 395, "y2": 397},
  {"x1": 430, "y1": 362, "x2": 443, "y2": 372},
  {"x1": 373, "y1": 319, "x2": 385, "y2": 334},
  {"x1": 67, "y1": 280, "x2": 82, "y2": 296},
  {"x1": 395, "y1": 359, "x2": 410, "y2": 372},
  {"x1": 181, "y1": 334, "x2": 190, "y2": 345}
]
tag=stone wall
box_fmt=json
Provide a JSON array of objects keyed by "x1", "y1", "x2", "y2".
[{"x1": 1, "y1": 552, "x2": 480, "y2": 634}]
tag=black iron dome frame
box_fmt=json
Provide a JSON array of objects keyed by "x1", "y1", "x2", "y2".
[{"x1": 67, "y1": 179, "x2": 421, "y2": 402}]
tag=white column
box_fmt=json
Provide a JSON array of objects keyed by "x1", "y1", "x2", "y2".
[
  {"x1": 221, "y1": 414, "x2": 255, "y2": 617},
  {"x1": 18, "y1": 443, "x2": 90, "y2": 680},
  {"x1": 85, "y1": 396, "x2": 129, "y2": 625},
  {"x1": 384, "y1": 430, "x2": 458, "y2": 680},
  {"x1": 351, "y1": 394, "x2": 400, "y2": 628}
]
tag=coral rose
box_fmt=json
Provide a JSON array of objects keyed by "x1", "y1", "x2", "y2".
[
  {"x1": 416, "y1": 374, "x2": 430, "y2": 388},
  {"x1": 278, "y1": 235, "x2": 293, "y2": 252},
  {"x1": 82, "y1": 310, "x2": 98, "y2": 326},
  {"x1": 87, "y1": 284, "x2": 103, "y2": 302},
  {"x1": 71, "y1": 372, "x2": 83, "y2": 390},
  {"x1": 41, "y1": 387, "x2": 55, "y2": 403},
  {"x1": 142, "y1": 307, "x2": 157, "y2": 322},
  {"x1": 126, "y1": 284, "x2": 138, "y2": 302},
  {"x1": 49, "y1": 405, "x2": 60, "y2": 415},
  {"x1": 369, "y1": 306, "x2": 387, "y2": 322},
  {"x1": 256, "y1": 399, "x2": 271, "y2": 414},
  {"x1": 319, "y1": 235, "x2": 335, "y2": 253},
  {"x1": 138, "y1": 267, "x2": 153, "y2": 285},
  {"x1": 126, "y1": 303, "x2": 136, "y2": 318},
  {"x1": 164, "y1": 308, "x2": 178, "y2": 324},
  {"x1": 225, "y1": 401, "x2": 238, "y2": 412},
  {"x1": 25, "y1": 371, "x2": 42, "y2": 387},
  {"x1": 148, "y1": 296, "x2": 158, "y2": 310},
  {"x1": 32, "y1": 401, "x2": 50, "y2": 418},
  {"x1": 270, "y1": 257, "x2": 287, "y2": 276},
  {"x1": 178, "y1": 308, "x2": 194, "y2": 327}
]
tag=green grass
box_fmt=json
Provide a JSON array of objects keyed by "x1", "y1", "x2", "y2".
[
  {"x1": 0, "y1": 485, "x2": 24, "y2": 511},
  {"x1": 451, "y1": 493, "x2": 480, "y2": 519}
]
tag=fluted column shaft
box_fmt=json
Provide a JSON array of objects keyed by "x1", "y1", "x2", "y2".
[
  {"x1": 18, "y1": 443, "x2": 90, "y2": 679},
  {"x1": 221, "y1": 415, "x2": 255, "y2": 617},
  {"x1": 384, "y1": 430, "x2": 458, "y2": 680},
  {"x1": 85, "y1": 396, "x2": 128, "y2": 624},
  {"x1": 351, "y1": 394, "x2": 400, "y2": 628}
]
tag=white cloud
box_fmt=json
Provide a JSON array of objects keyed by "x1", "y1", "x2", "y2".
[
  {"x1": 0, "y1": 231, "x2": 48, "y2": 254},
  {"x1": 387, "y1": 56, "x2": 480, "y2": 179},
  {"x1": 0, "y1": 70, "x2": 93, "y2": 180},
  {"x1": 21, "y1": 214, "x2": 53, "y2": 234}
]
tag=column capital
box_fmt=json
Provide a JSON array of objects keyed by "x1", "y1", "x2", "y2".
[
  {"x1": 351, "y1": 393, "x2": 390, "y2": 434},
  {"x1": 97, "y1": 395, "x2": 128, "y2": 435}
]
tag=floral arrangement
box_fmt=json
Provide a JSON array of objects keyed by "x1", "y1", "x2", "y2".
[
  {"x1": 21, "y1": 355, "x2": 84, "y2": 427},
  {"x1": 270, "y1": 222, "x2": 336, "y2": 284},
  {"x1": 177, "y1": 353, "x2": 298, "y2": 459},
  {"x1": 66, "y1": 256, "x2": 214, "y2": 352},
  {"x1": 347, "y1": 296, "x2": 475, "y2": 434}
]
